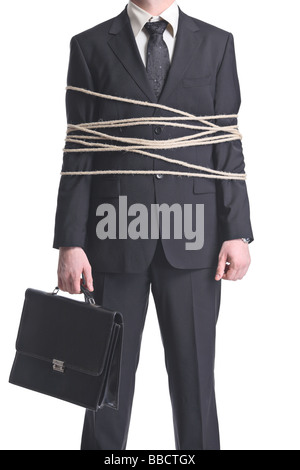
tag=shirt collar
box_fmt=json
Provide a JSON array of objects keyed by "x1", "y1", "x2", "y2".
[{"x1": 127, "y1": 1, "x2": 179, "y2": 38}]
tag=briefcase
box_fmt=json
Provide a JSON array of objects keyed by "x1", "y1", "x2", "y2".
[{"x1": 9, "y1": 286, "x2": 123, "y2": 411}]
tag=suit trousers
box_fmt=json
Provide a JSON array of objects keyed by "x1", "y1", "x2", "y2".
[{"x1": 81, "y1": 240, "x2": 221, "y2": 450}]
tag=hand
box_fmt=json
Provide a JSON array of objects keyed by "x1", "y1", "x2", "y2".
[
  {"x1": 215, "y1": 239, "x2": 251, "y2": 281},
  {"x1": 58, "y1": 247, "x2": 94, "y2": 294}
]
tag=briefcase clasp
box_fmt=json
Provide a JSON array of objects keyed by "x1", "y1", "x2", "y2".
[{"x1": 53, "y1": 359, "x2": 65, "y2": 373}]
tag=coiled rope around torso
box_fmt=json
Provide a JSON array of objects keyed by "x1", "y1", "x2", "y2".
[{"x1": 61, "y1": 86, "x2": 246, "y2": 181}]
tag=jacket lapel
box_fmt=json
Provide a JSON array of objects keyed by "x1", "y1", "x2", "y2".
[
  {"x1": 107, "y1": 8, "x2": 157, "y2": 103},
  {"x1": 158, "y1": 9, "x2": 203, "y2": 105},
  {"x1": 107, "y1": 8, "x2": 204, "y2": 108}
]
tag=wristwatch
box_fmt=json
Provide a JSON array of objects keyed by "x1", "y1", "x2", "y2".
[{"x1": 241, "y1": 237, "x2": 251, "y2": 244}]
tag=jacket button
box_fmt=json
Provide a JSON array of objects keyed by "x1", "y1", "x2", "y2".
[
  {"x1": 156, "y1": 174, "x2": 164, "y2": 180},
  {"x1": 154, "y1": 126, "x2": 162, "y2": 135}
]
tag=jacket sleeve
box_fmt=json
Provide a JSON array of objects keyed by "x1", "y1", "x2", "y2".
[
  {"x1": 53, "y1": 36, "x2": 97, "y2": 249},
  {"x1": 213, "y1": 33, "x2": 253, "y2": 243}
]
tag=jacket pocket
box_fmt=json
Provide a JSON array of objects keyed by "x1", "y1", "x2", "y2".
[
  {"x1": 193, "y1": 177, "x2": 216, "y2": 194},
  {"x1": 96, "y1": 177, "x2": 121, "y2": 198},
  {"x1": 183, "y1": 75, "x2": 212, "y2": 88}
]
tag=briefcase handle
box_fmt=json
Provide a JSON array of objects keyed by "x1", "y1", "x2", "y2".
[
  {"x1": 53, "y1": 277, "x2": 96, "y2": 306},
  {"x1": 80, "y1": 284, "x2": 96, "y2": 305}
]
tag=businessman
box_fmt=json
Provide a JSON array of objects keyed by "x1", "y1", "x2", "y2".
[{"x1": 54, "y1": 0, "x2": 253, "y2": 450}]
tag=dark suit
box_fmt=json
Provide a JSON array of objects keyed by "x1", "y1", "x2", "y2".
[{"x1": 54, "y1": 7, "x2": 253, "y2": 450}]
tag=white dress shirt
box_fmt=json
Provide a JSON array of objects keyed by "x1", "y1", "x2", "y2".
[{"x1": 127, "y1": 1, "x2": 179, "y2": 66}]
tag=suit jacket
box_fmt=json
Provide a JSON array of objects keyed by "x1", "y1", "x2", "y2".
[{"x1": 53, "y1": 7, "x2": 253, "y2": 273}]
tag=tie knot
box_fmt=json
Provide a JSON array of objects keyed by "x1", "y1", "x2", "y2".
[{"x1": 144, "y1": 20, "x2": 169, "y2": 36}]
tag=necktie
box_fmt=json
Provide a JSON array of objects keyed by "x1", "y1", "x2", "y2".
[{"x1": 144, "y1": 20, "x2": 170, "y2": 98}]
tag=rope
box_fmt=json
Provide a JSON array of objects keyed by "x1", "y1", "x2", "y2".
[{"x1": 61, "y1": 86, "x2": 246, "y2": 181}]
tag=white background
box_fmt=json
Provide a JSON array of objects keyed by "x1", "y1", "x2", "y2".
[{"x1": 0, "y1": 0, "x2": 299, "y2": 451}]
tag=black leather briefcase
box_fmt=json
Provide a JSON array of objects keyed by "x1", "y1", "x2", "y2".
[{"x1": 9, "y1": 286, "x2": 123, "y2": 411}]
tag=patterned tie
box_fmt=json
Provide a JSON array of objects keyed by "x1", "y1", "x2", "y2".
[{"x1": 145, "y1": 20, "x2": 171, "y2": 98}]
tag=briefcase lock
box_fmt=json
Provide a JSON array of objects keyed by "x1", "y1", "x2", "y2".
[{"x1": 53, "y1": 359, "x2": 65, "y2": 373}]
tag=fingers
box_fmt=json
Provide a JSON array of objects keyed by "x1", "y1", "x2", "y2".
[
  {"x1": 58, "y1": 269, "x2": 67, "y2": 293},
  {"x1": 216, "y1": 240, "x2": 251, "y2": 282},
  {"x1": 57, "y1": 248, "x2": 93, "y2": 294},
  {"x1": 215, "y1": 254, "x2": 226, "y2": 281},
  {"x1": 222, "y1": 265, "x2": 238, "y2": 281},
  {"x1": 222, "y1": 262, "x2": 250, "y2": 281},
  {"x1": 70, "y1": 273, "x2": 82, "y2": 294},
  {"x1": 237, "y1": 263, "x2": 250, "y2": 280},
  {"x1": 58, "y1": 274, "x2": 80, "y2": 294},
  {"x1": 57, "y1": 276, "x2": 66, "y2": 293},
  {"x1": 58, "y1": 270, "x2": 82, "y2": 294},
  {"x1": 83, "y1": 263, "x2": 94, "y2": 292},
  {"x1": 215, "y1": 260, "x2": 250, "y2": 281},
  {"x1": 58, "y1": 268, "x2": 93, "y2": 294}
]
